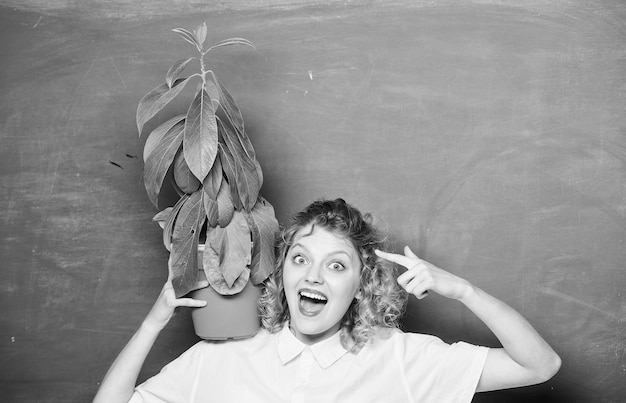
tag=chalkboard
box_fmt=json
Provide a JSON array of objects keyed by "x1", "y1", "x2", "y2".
[{"x1": 1, "y1": 1, "x2": 624, "y2": 402}]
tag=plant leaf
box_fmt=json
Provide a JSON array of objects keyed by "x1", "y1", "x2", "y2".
[
  {"x1": 214, "y1": 78, "x2": 257, "y2": 160},
  {"x1": 205, "y1": 211, "x2": 251, "y2": 289},
  {"x1": 247, "y1": 197, "x2": 279, "y2": 284},
  {"x1": 172, "y1": 27, "x2": 201, "y2": 49},
  {"x1": 202, "y1": 155, "x2": 222, "y2": 200},
  {"x1": 205, "y1": 265, "x2": 250, "y2": 295},
  {"x1": 202, "y1": 229, "x2": 220, "y2": 272},
  {"x1": 209, "y1": 74, "x2": 254, "y2": 155},
  {"x1": 173, "y1": 148, "x2": 201, "y2": 194},
  {"x1": 207, "y1": 37, "x2": 255, "y2": 52},
  {"x1": 204, "y1": 197, "x2": 219, "y2": 228},
  {"x1": 254, "y1": 158, "x2": 264, "y2": 189},
  {"x1": 170, "y1": 190, "x2": 205, "y2": 297},
  {"x1": 184, "y1": 88, "x2": 218, "y2": 182},
  {"x1": 216, "y1": 176, "x2": 234, "y2": 227},
  {"x1": 194, "y1": 22, "x2": 207, "y2": 48},
  {"x1": 152, "y1": 207, "x2": 172, "y2": 230},
  {"x1": 166, "y1": 58, "x2": 194, "y2": 89},
  {"x1": 143, "y1": 120, "x2": 185, "y2": 207},
  {"x1": 214, "y1": 78, "x2": 244, "y2": 135},
  {"x1": 143, "y1": 115, "x2": 185, "y2": 162},
  {"x1": 162, "y1": 195, "x2": 189, "y2": 251},
  {"x1": 204, "y1": 78, "x2": 220, "y2": 112},
  {"x1": 217, "y1": 141, "x2": 243, "y2": 211},
  {"x1": 136, "y1": 77, "x2": 191, "y2": 135},
  {"x1": 218, "y1": 120, "x2": 260, "y2": 211}
]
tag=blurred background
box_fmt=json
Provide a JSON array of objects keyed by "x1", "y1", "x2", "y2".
[{"x1": 0, "y1": 1, "x2": 624, "y2": 402}]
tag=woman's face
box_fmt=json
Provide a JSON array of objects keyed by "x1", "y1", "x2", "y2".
[{"x1": 283, "y1": 225, "x2": 362, "y2": 344}]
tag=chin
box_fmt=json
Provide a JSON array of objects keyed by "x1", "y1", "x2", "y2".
[{"x1": 290, "y1": 315, "x2": 340, "y2": 341}]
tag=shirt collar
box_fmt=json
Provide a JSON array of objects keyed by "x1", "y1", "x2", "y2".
[{"x1": 276, "y1": 325, "x2": 348, "y2": 370}]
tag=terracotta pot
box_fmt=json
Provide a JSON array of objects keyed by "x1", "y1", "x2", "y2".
[{"x1": 190, "y1": 245, "x2": 262, "y2": 340}]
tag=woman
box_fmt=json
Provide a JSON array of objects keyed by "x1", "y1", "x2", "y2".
[{"x1": 94, "y1": 198, "x2": 560, "y2": 402}]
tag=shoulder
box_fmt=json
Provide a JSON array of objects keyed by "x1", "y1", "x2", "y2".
[
  {"x1": 364, "y1": 328, "x2": 477, "y2": 357},
  {"x1": 368, "y1": 327, "x2": 445, "y2": 347},
  {"x1": 206, "y1": 327, "x2": 275, "y2": 348},
  {"x1": 360, "y1": 328, "x2": 488, "y2": 372},
  {"x1": 184, "y1": 328, "x2": 276, "y2": 356}
]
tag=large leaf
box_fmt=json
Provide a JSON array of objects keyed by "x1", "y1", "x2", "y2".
[
  {"x1": 143, "y1": 115, "x2": 185, "y2": 162},
  {"x1": 170, "y1": 190, "x2": 205, "y2": 297},
  {"x1": 246, "y1": 198, "x2": 279, "y2": 284},
  {"x1": 205, "y1": 79, "x2": 221, "y2": 112},
  {"x1": 254, "y1": 158, "x2": 264, "y2": 189},
  {"x1": 161, "y1": 195, "x2": 189, "y2": 251},
  {"x1": 205, "y1": 264, "x2": 250, "y2": 296},
  {"x1": 216, "y1": 177, "x2": 234, "y2": 227},
  {"x1": 173, "y1": 148, "x2": 201, "y2": 194},
  {"x1": 136, "y1": 77, "x2": 191, "y2": 135},
  {"x1": 202, "y1": 154, "x2": 222, "y2": 200},
  {"x1": 213, "y1": 77, "x2": 244, "y2": 137},
  {"x1": 184, "y1": 88, "x2": 218, "y2": 182},
  {"x1": 166, "y1": 58, "x2": 194, "y2": 89},
  {"x1": 202, "y1": 156, "x2": 223, "y2": 228},
  {"x1": 211, "y1": 75, "x2": 256, "y2": 161},
  {"x1": 217, "y1": 143, "x2": 242, "y2": 211},
  {"x1": 204, "y1": 197, "x2": 219, "y2": 228},
  {"x1": 143, "y1": 120, "x2": 185, "y2": 207},
  {"x1": 204, "y1": 211, "x2": 251, "y2": 290},
  {"x1": 218, "y1": 120, "x2": 261, "y2": 211}
]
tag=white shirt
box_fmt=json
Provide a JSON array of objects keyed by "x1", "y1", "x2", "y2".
[{"x1": 130, "y1": 326, "x2": 488, "y2": 403}]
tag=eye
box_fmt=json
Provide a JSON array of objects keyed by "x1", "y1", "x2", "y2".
[
  {"x1": 292, "y1": 254, "x2": 308, "y2": 265},
  {"x1": 328, "y1": 261, "x2": 346, "y2": 271}
]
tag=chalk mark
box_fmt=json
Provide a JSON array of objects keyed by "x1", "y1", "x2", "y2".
[
  {"x1": 71, "y1": 327, "x2": 133, "y2": 335},
  {"x1": 538, "y1": 286, "x2": 620, "y2": 322},
  {"x1": 50, "y1": 52, "x2": 101, "y2": 195},
  {"x1": 110, "y1": 57, "x2": 127, "y2": 88}
]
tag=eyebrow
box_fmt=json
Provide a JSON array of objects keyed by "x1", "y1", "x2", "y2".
[{"x1": 290, "y1": 242, "x2": 355, "y2": 260}]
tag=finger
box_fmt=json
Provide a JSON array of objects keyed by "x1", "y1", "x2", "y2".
[
  {"x1": 167, "y1": 255, "x2": 175, "y2": 282},
  {"x1": 397, "y1": 270, "x2": 415, "y2": 288},
  {"x1": 397, "y1": 266, "x2": 430, "y2": 292},
  {"x1": 176, "y1": 297, "x2": 207, "y2": 308},
  {"x1": 161, "y1": 280, "x2": 175, "y2": 292},
  {"x1": 398, "y1": 265, "x2": 429, "y2": 287},
  {"x1": 396, "y1": 261, "x2": 428, "y2": 285},
  {"x1": 404, "y1": 245, "x2": 419, "y2": 259},
  {"x1": 375, "y1": 249, "x2": 417, "y2": 268},
  {"x1": 404, "y1": 278, "x2": 430, "y2": 299}
]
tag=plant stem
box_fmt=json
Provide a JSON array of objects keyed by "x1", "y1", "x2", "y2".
[{"x1": 199, "y1": 50, "x2": 207, "y2": 87}]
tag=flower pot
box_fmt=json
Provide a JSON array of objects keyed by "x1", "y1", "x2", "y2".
[{"x1": 190, "y1": 245, "x2": 262, "y2": 340}]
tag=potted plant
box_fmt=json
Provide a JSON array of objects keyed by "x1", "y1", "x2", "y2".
[{"x1": 136, "y1": 22, "x2": 279, "y2": 339}]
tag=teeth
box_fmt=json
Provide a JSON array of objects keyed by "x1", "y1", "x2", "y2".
[{"x1": 300, "y1": 291, "x2": 327, "y2": 302}]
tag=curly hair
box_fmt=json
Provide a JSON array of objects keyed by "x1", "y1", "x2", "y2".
[{"x1": 259, "y1": 198, "x2": 408, "y2": 353}]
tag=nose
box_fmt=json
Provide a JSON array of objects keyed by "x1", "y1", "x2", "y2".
[{"x1": 304, "y1": 263, "x2": 324, "y2": 284}]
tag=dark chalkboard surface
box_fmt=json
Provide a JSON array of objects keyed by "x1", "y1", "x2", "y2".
[{"x1": 1, "y1": 1, "x2": 624, "y2": 402}]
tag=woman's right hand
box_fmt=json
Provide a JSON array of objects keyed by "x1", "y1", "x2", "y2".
[
  {"x1": 142, "y1": 256, "x2": 208, "y2": 331},
  {"x1": 93, "y1": 256, "x2": 208, "y2": 403}
]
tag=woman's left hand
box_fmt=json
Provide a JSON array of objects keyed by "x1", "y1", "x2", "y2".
[{"x1": 375, "y1": 246, "x2": 472, "y2": 300}]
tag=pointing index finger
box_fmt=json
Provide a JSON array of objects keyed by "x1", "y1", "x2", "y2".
[{"x1": 375, "y1": 248, "x2": 420, "y2": 269}]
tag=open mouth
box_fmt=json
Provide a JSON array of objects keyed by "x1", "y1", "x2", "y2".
[{"x1": 298, "y1": 289, "x2": 328, "y2": 315}]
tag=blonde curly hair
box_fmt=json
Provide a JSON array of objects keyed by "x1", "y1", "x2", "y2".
[{"x1": 259, "y1": 198, "x2": 408, "y2": 353}]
